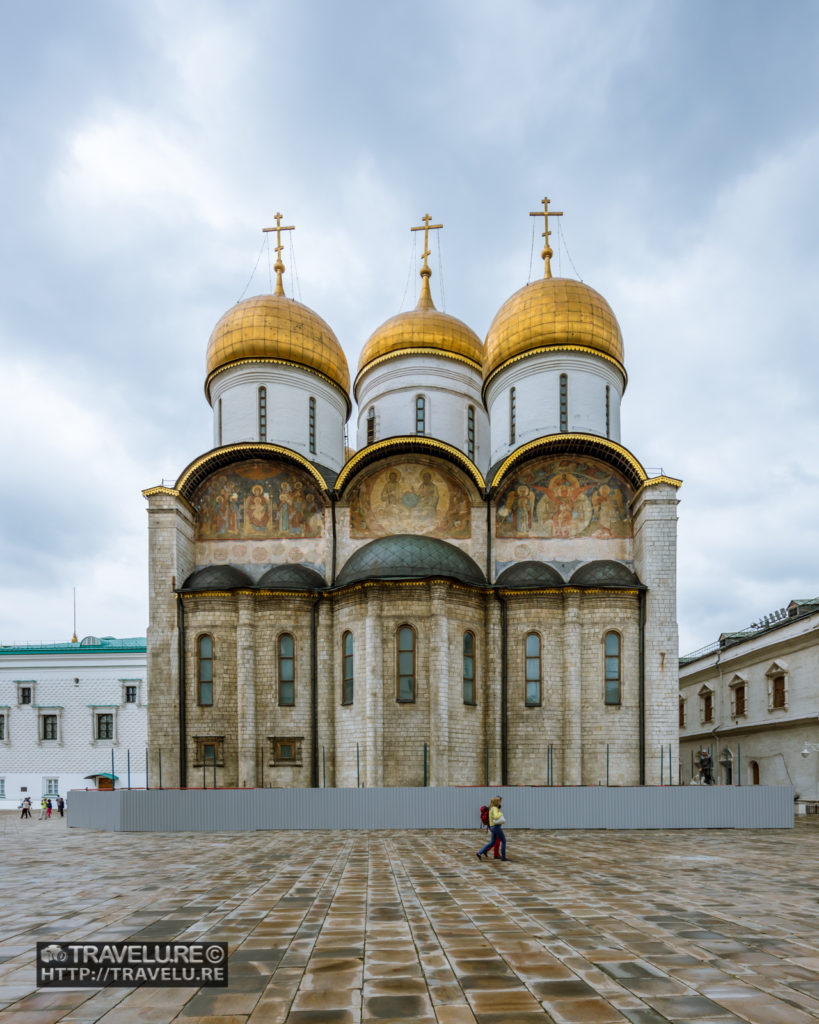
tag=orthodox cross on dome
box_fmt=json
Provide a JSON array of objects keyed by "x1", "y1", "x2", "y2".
[
  {"x1": 529, "y1": 196, "x2": 563, "y2": 279},
  {"x1": 410, "y1": 213, "x2": 443, "y2": 307},
  {"x1": 262, "y1": 212, "x2": 295, "y2": 296}
]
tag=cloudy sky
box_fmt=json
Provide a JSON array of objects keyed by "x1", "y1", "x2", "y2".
[{"x1": 1, "y1": 0, "x2": 818, "y2": 654}]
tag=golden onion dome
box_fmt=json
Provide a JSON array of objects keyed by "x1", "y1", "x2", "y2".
[
  {"x1": 205, "y1": 293, "x2": 350, "y2": 403},
  {"x1": 483, "y1": 276, "x2": 625, "y2": 390},
  {"x1": 354, "y1": 276, "x2": 483, "y2": 400}
]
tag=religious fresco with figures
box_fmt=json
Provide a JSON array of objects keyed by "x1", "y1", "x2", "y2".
[
  {"x1": 347, "y1": 461, "x2": 471, "y2": 539},
  {"x1": 193, "y1": 460, "x2": 324, "y2": 541},
  {"x1": 496, "y1": 456, "x2": 633, "y2": 540}
]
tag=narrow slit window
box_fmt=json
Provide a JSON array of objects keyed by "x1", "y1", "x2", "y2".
[
  {"x1": 366, "y1": 406, "x2": 375, "y2": 445},
  {"x1": 467, "y1": 406, "x2": 475, "y2": 461},
  {"x1": 198, "y1": 635, "x2": 213, "y2": 706},
  {"x1": 342, "y1": 632, "x2": 354, "y2": 705},
  {"x1": 279, "y1": 634, "x2": 295, "y2": 706},
  {"x1": 308, "y1": 397, "x2": 316, "y2": 454},
  {"x1": 509, "y1": 387, "x2": 516, "y2": 444},
  {"x1": 605, "y1": 385, "x2": 610, "y2": 438},
  {"x1": 415, "y1": 396, "x2": 425, "y2": 435},
  {"x1": 525, "y1": 633, "x2": 541, "y2": 706},
  {"x1": 463, "y1": 631, "x2": 476, "y2": 704},
  {"x1": 604, "y1": 631, "x2": 620, "y2": 705},
  {"x1": 397, "y1": 626, "x2": 416, "y2": 702},
  {"x1": 218, "y1": 399, "x2": 223, "y2": 446},
  {"x1": 559, "y1": 374, "x2": 568, "y2": 432},
  {"x1": 259, "y1": 386, "x2": 267, "y2": 442}
]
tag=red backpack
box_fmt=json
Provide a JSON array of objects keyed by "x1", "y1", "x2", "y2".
[{"x1": 480, "y1": 805, "x2": 490, "y2": 827}]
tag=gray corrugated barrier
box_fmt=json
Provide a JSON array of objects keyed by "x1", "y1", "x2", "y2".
[{"x1": 66, "y1": 785, "x2": 794, "y2": 832}]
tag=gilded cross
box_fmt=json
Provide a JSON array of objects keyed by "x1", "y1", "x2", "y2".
[
  {"x1": 263, "y1": 212, "x2": 295, "y2": 295},
  {"x1": 529, "y1": 196, "x2": 563, "y2": 278},
  {"x1": 410, "y1": 213, "x2": 443, "y2": 276}
]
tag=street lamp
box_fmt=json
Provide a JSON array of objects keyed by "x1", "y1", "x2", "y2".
[{"x1": 801, "y1": 743, "x2": 819, "y2": 758}]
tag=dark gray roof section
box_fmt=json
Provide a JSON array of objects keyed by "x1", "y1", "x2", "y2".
[
  {"x1": 336, "y1": 535, "x2": 485, "y2": 587},
  {"x1": 257, "y1": 564, "x2": 326, "y2": 589},
  {"x1": 568, "y1": 560, "x2": 642, "y2": 587},
  {"x1": 496, "y1": 561, "x2": 565, "y2": 587},
  {"x1": 182, "y1": 565, "x2": 254, "y2": 591}
]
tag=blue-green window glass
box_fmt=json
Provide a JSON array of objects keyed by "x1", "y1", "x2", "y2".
[
  {"x1": 463, "y1": 631, "x2": 475, "y2": 704},
  {"x1": 309, "y1": 397, "x2": 316, "y2": 453},
  {"x1": 198, "y1": 635, "x2": 213, "y2": 706},
  {"x1": 342, "y1": 632, "x2": 354, "y2": 705},
  {"x1": 605, "y1": 631, "x2": 620, "y2": 705},
  {"x1": 259, "y1": 386, "x2": 267, "y2": 441},
  {"x1": 559, "y1": 374, "x2": 568, "y2": 432},
  {"x1": 467, "y1": 406, "x2": 475, "y2": 461},
  {"x1": 397, "y1": 626, "x2": 415, "y2": 701},
  {"x1": 97, "y1": 714, "x2": 113, "y2": 740},
  {"x1": 525, "y1": 633, "x2": 541, "y2": 705},
  {"x1": 279, "y1": 634, "x2": 295, "y2": 705},
  {"x1": 415, "y1": 396, "x2": 425, "y2": 434},
  {"x1": 203, "y1": 743, "x2": 216, "y2": 764}
]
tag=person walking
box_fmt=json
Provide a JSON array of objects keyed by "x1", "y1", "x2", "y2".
[
  {"x1": 57, "y1": 796, "x2": 65, "y2": 818},
  {"x1": 38, "y1": 797, "x2": 47, "y2": 820},
  {"x1": 46, "y1": 798, "x2": 53, "y2": 819},
  {"x1": 20, "y1": 797, "x2": 31, "y2": 819},
  {"x1": 477, "y1": 796, "x2": 508, "y2": 861}
]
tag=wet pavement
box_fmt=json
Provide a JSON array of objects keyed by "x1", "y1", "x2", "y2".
[{"x1": 1, "y1": 810, "x2": 818, "y2": 1023}]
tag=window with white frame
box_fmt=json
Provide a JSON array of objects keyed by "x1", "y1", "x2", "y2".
[
  {"x1": 699, "y1": 684, "x2": 714, "y2": 724},
  {"x1": 44, "y1": 778, "x2": 59, "y2": 796},
  {"x1": 90, "y1": 706, "x2": 118, "y2": 744},
  {"x1": 766, "y1": 661, "x2": 789, "y2": 711},
  {"x1": 729, "y1": 674, "x2": 748, "y2": 718},
  {"x1": 0, "y1": 708, "x2": 8, "y2": 744},
  {"x1": 0, "y1": 779, "x2": 5, "y2": 799},
  {"x1": 121, "y1": 680, "x2": 142, "y2": 705},
  {"x1": 37, "y1": 707, "x2": 63, "y2": 745},
  {"x1": 16, "y1": 681, "x2": 35, "y2": 705}
]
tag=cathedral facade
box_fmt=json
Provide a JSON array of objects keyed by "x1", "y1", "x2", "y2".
[{"x1": 144, "y1": 206, "x2": 681, "y2": 789}]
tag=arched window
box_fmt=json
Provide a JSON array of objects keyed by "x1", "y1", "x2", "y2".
[
  {"x1": 604, "y1": 631, "x2": 621, "y2": 704},
  {"x1": 509, "y1": 387, "x2": 516, "y2": 444},
  {"x1": 308, "y1": 397, "x2": 316, "y2": 454},
  {"x1": 525, "y1": 633, "x2": 541, "y2": 706},
  {"x1": 463, "y1": 631, "x2": 476, "y2": 704},
  {"x1": 366, "y1": 406, "x2": 376, "y2": 445},
  {"x1": 467, "y1": 406, "x2": 475, "y2": 461},
  {"x1": 342, "y1": 631, "x2": 354, "y2": 705},
  {"x1": 415, "y1": 396, "x2": 425, "y2": 435},
  {"x1": 559, "y1": 374, "x2": 568, "y2": 432},
  {"x1": 198, "y1": 635, "x2": 213, "y2": 706},
  {"x1": 397, "y1": 625, "x2": 416, "y2": 702},
  {"x1": 751, "y1": 760, "x2": 760, "y2": 785},
  {"x1": 605, "y1": 385, "x2": 610, "y2": 438},
  {"x1": 278, "y1": 634, "x2": 295, "y2": 706},
  {"x1": 258, "y1": 386, "x2": 267, "y2": 442}
]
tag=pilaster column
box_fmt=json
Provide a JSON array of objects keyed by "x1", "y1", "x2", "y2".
[
  {"x1": 236, "y1": 595, "x2": 256, "y2": 787},
  {"x1": 365, "y1": 589, "x2": 383, "y2": 787},
  {"x1": 563, "y1": 592, "x2": 582, "y2": 785},
  {"x1": 317, "y1": 599, "x2": 335, "y2": 787},
  {"x1": 485, "y1": 596, "x2": 503, "y2": 787},
  {"x1": 429, "y1": 583, "x2": 449, "y2": 786}
]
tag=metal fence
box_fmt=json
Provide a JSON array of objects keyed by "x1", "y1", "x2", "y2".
[{"x1": 67, "y1": 784, "x2": 794, "y2": 832}]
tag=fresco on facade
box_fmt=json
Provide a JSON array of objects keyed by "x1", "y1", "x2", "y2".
[
  {"x1": 194, "y1": 460, "x2": 324, "y2": 540},
  {"x1": 496, "y1": 457, "x2": 632, "y2": 539},
  {"x1": 349, "y1": 462, "x2": 471, "y2": 539}
]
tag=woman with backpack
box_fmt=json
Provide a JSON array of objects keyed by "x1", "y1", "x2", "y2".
[{"x1": 477, "y1": 796, "x2": 508, "y2": 861}]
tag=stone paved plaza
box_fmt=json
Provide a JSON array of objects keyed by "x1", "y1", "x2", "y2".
[{"x1": 2, "y1": 811, "x2": 819, "y2": 1024}]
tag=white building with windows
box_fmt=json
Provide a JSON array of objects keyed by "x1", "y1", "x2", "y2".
[
  {"x1": 679, "y1": 599, "x2": 819, "y2": 802},
  {"x1": 0, "y1": 636, "x2": 147, "y2": 809}
]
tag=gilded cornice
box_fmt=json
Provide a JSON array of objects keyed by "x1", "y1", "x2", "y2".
[
  {"x1": 482, "y1": 344, "x2": 627, "y2": 401},
  {"x1": 489, "y1": 433, "x2": 647, "y2": 493},
  {"x1": 335, "y1": 435, "x2": 485, "y2": 494},
  {"x1": 142, "y1": 485, "x2": 195, "y2": 515},
  {"x1": 353, "y1": 347, "x2": 483, "y2": 401},
  {"x1": 175, "y1": 442, "x2": 329, "y2": 501},
  {"x1": 633, "y1": 474, "x2": 683, "y2": 499},
  {"x1": 205, "y1": 356, "x2": 352, "y2": 416}
]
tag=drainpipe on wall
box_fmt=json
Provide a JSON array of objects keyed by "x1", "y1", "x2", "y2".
[
  {"x1": 638, "y1": 588, "x2": 645, "y2": 785},
  {"x1": 310, "y1": 593, "x2": 322, "y2": 788},
  {"x1": 177, "y1": 594, "x2": 187, "y2": 788}
]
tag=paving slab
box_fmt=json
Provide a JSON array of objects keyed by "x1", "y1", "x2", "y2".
[{"x1": 2, "y1": 812, "x2": 819, "y2": 1023}]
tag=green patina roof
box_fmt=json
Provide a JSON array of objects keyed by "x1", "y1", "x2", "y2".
[
  {"x1": 336, "y1": 534, "x2": 485, "y2": 587},
  {"x1": 0, "y1": 637, "x2": 146, "y2": 655}
]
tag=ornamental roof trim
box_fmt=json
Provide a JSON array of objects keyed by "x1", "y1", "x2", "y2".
[
  {"x1": 174, "y1": 443, "x2": 330, "y2": 501},
  {"x1": 335, "y1": 436, "x2": 485, "y2": 494},
  {"x1": 489, "y1": 433, "x2": 647, "y2": 493}
]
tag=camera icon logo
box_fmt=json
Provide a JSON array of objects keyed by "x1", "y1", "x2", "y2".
[{"x1": 40, "y1": 944, "x2": 68, "y2": 964}]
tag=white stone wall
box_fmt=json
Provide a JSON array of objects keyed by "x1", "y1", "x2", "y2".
[
  {"x1": 0, "y1": 645, "x2": 147, "y2": 808},
  {"x1": 679, "y1": 611, "x2": 819, "y2": 798},
  {"x1": 485, "y1": 352, "x2": 624, "y2": 467},
  {"x1": 355, "y1": 356, "x2": 489, "y2": 473},
  {"x1": 210, "y1": 364, "x2": 348, "y2": 472}
]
